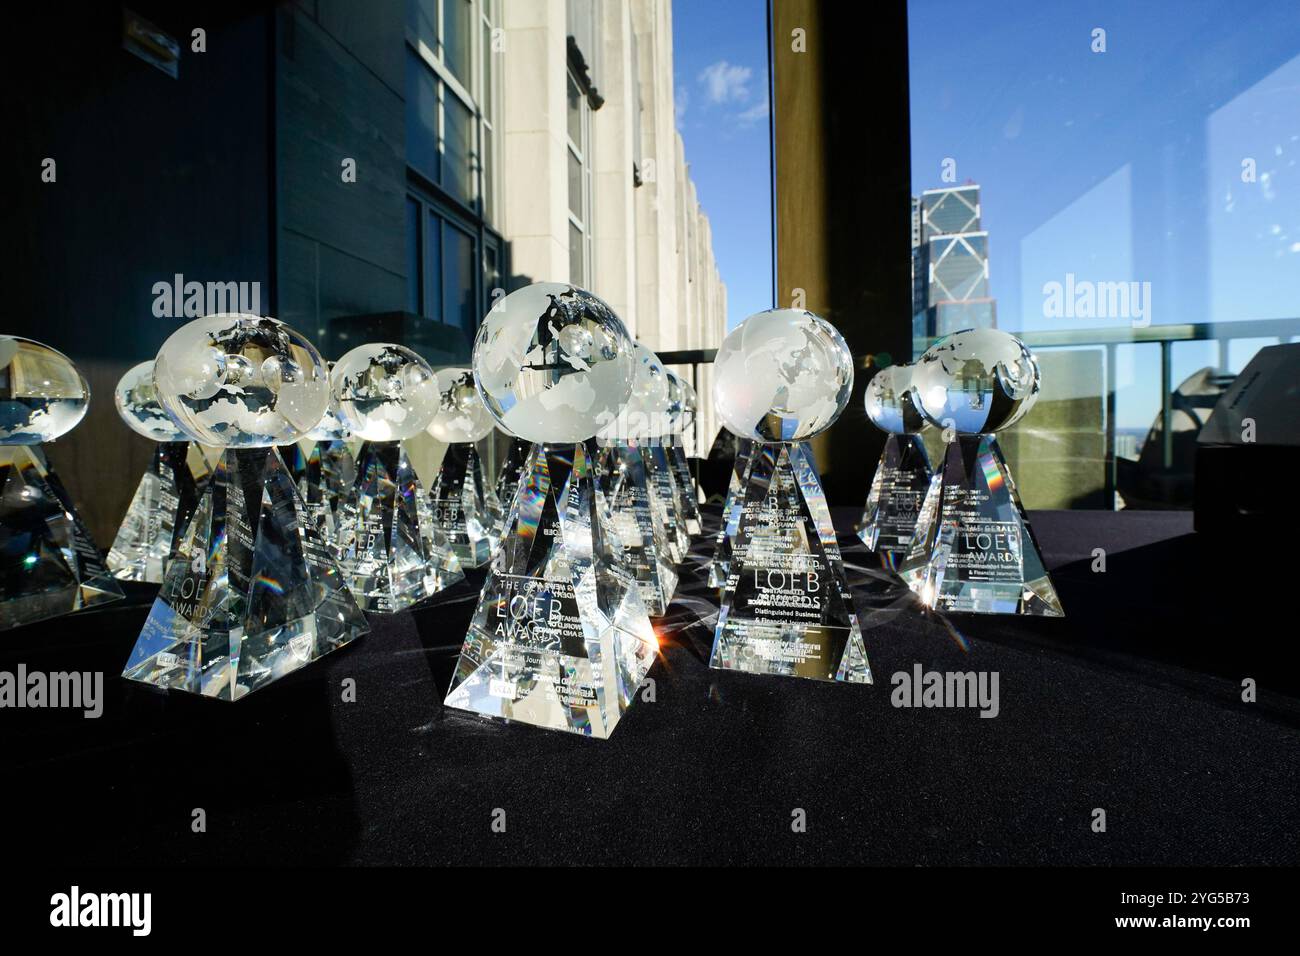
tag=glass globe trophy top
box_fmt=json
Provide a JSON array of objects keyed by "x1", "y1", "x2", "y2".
[
  {"x1": 121, "y1": 314, "x2": 366, "y2": 700},
  {"x1": 897, "y1": 328, "x2": 1063, "y2": 617},
  {"x1": 708, "y1": 309, "x2": 869, "y2": 684},
  {"x1": 473, "y1": 282, "x2": 635, "y2": 443},
  {"x1": 332, "y1": 342, "x2": 439, "y2": 442},
  {"x1": 153, "y1": 313, "x2": 330, "y2": 447},
  {"x1": 0, "y1": 336, "x2": 123, "y2": 630},
  {"x1": 713, "y1": 308, "x2": 853, "y2": 443},
  {"x1": 426, "y1": 367, "x2": 500, "y2": 568},
  {"x1": 107, "y1": 360, "x2": 209, "y2": 583},
  {"x1": 332, "y1": 343, "x2": 462, "y2": 612},
  {"x1": 444, "y1": 282, "x2": 657, "y2": 739},
  {"x1": 910, "y1": 327, "x2": 1040, "y2": 434},
  {"x1": 0, "y1": 336, "x2": 89, "y2": 444},
  {"x1": 428, "y1": 367, "x2": 495, "y2": 444},
  {"x1": 857, "y1": 363, "x2": 935, "y2": 569}
]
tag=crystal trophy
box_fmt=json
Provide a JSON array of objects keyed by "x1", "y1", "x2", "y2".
[
  {"x1": 444, "y1": 282, "x2": 658, "y2": 738},
  {"x1": 897, "y1": 328, "x2": 1064, "y2": 616},
  {"x1": 492, "y1": 433, "x2": 531, "y2": 519},
  {"x1": 282, "y1": 367, "x2": 356, "y2": 552},
  {"x1": 595, "y1": 342, "x2": 680, "y2": 613},
  {"x1": 0, "y1": 336, "x2": 125, "y2": 630},
  {"x1": 426, "y1": 367, "x2": 499, "y2": 568},
  {"x1": 664, "y1": 370, "x2": 703, "y2": 536},
  {"x1": 106, "y1": 361, "x2": 208, "y2": 583},
  {"x1": 630, "y1": 343, "x2": 689, "y2": 565},
  {"x1": 333, "y1": 344, "x2": 462, "y2": 612},
  {"x1": 707, "y1": 437, "x2": 753, "y2": 587},
  {"x1": 857, "y1": 363, "x2": 933, "y2": 570},
  {"x1": 121, "y1": 314, "x2": 367, "y2": 699},
  {"x1": 708, "y1": 309, "x2": 870, "y2": 683}
]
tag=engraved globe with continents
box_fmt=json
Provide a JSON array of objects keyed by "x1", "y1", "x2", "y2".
[
  {"x1": 115, "y1": 360, "x2": 189, "y2": 442},
  {"x1": 153, "y1": 314, "x2": 330, "y2": 447},
  {"x1": 864, "y1": 363, "x2": 928, "y2": 435},
  {"x1": 713, "y1": 308, "x2": 854, "y2": 442},
  {"x1": 428, "y1": 367, "x2": 495, "y2": 444},
  {"x1": 473, "y1": 282, "x2": 635, "y2": 443},
  {"x1": 331, "y1": 343, "x2": 439, "y2": 442},
  {"x1": 911, "y1": 327, "x2": 1041, "y2": 434},
  {"x1": 0, "y1": 336, "x2": 90, "y2": 444}
]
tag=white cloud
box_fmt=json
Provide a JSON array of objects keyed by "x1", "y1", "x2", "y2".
[
  {"x1": 736, "y1": 97, "x2": 769, "y2": 126},
  {"x1": 699, "y1": 60, "x2": 753, "y2": 105}
]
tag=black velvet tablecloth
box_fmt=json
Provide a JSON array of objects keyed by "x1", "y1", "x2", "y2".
[{"x1": 2, "y1": 508, "x2": 1298, "y2": 866}]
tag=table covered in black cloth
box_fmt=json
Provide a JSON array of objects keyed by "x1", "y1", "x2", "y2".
[{"x1": 2, "y1": 508, "x2": 1298, "y2": 866}]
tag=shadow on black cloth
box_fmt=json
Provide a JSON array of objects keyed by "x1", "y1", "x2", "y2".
[{"x1": 1, "y1": 508, "x2": 1298, "y2": 866}]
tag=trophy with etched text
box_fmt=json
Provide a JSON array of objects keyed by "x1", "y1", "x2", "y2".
[
  {"x1": 121, "y1": 314, "x2": 366, "y2": 699},
  {"x1": 333, "y1": 343, "x2": 462, "y2": 611},
  {"x1": 706, "y1": 436, "x2": 753, "y2": 588},
  {"x1": 282, "y1": 367, "x2": 356, "y2": 552},
  {"x1": 857, "y1": 363, "x2": 933, "y2": 570},
  {"x1": 664, "y1": 370, "x2": 703, "y2": 536},
  {"x1": 108, "y1": 360, "x2": 213, "y2": 583},
  {"x1": 444, "y1": 282, "x2": 657, "y2": 739},
  {"x1": 709, "y1": 309, "x2": 870, "y2": 683},
  {"x1": 897, "y1": 328, "x2": 1063, "y2": 616},
  {"x1": 635, "y1": 348, "x2": 689, "y2": 564},
  {"x1": 0, "y1": 336, "x2": 124, "y2": 629},
  {"x1": 597, "y1": 342, "x2": 678, "y2": 615},
  {"x1": 427, "y1": 367, "x2": 499, "y2": 568}
]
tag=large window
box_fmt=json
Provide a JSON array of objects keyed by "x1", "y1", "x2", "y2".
[
  {"x1": 405, "y1": 0, "x2": 503, "y2": 349},
  {"x1": 566, "y1": 67, "x2": 593, "y2": 287},
  {"x1": 907, "y1": 0, "x2": 1300, "y2": 510}
]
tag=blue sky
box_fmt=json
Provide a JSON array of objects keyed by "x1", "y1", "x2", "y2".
[
  {"x1": 908, "y1": 0, "x2": 1300, "y2": 427},
  {"x1": 671, "y1": 0, "x2": 772, "y2": 331}
]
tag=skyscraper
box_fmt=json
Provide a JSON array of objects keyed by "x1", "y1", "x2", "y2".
[{"x1": 912, "y1": 183, "x2": 997, "y2": 344}]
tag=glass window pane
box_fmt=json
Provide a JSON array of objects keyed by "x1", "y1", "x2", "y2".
[
  {"x1": 444, "y1": 0, "x2": 473, "y2": 87},
  {"x1": 483, "y1": 125, "x2": 495, "y2": 223},
  {"x1": 406, "y1": 196, "x2": 421, "y2": 313},
  {"x1": 407, "y1": 0, "x2": 437, "y2": 52},
  {"x1": 444, "y1": 91, "x2": 476, "y2": 208},
  {"x1": 566, "y1": 73, "x2": 582, "y2": 147},
  {"x1": 425, "y1": 210, "x2": 443, "y2": 321},
  {"x1": 569, "y1": 221, "x2": 585, "y2": 286},
  {"x1": 442, "y1": 222, "x2": 476, "y2": 340},
  {"x1": 568, "y1": 149, "x2": 583, "y2": 220},
  {"x1": 405, "y1": 50, "x2": 440, "y2": 185},
  {"x1": 481, "y1": 20, "x2": 494, "y2": 122}
]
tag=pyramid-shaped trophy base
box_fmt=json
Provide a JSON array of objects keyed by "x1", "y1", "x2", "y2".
[
  {"x1": 707, "y1": 439, "x2": 753, "y2": 587},
  {"x1": 857, "y1": 434, "x2": 932, "y2": 571},
  {"x1": 108, "y1": 442, "x2": 204, "y2": 584},
  {"x1": 898, "y1": 434, "x2": 1063, "y2": 616},
  {"x1": 0, "y1": 445, "x2": 124, "y2": 631},
  {"x1": 711, "y1": 443, "x2": 870, "y2": 683},
  {"x1": 668, "y1": 436, "x2": 703, "y2": 535},
  {"x1": 492, "y1": 435, "x2": 531, "y2": 528},
  {"x1": 337, "y1": 441, "x2": 463, "y2": 613},
  {"x1": 602, "y1": 441, "x2": 677, "y2": 616},
  {"x1": 645, "y1": 443, "x2": 689, "y2": 564},
  {"x1": 429, "y1": 443, "x2": 498, "y2": 568},
  {"x1": 121, "y1": 447, "x2": 367, "y2": 701},
  {"x1": 444, "y1": 442, "x2": 658, "y2": 739}
]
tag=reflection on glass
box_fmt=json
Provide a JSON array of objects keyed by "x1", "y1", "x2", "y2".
[
  {"x1": 444, "y1": 92, "x2": 475, "y2": 207},
  {"x1": 405, "y1": 49, "x2": 439, "y2": 185}
]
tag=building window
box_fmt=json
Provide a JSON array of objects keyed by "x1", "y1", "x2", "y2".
[
  {"x1": 566, "y1": 68, "x2": 593, "y2": 286},
  {"x1": 404, "y1": 0, "x2": 503, "y2": 351}
]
